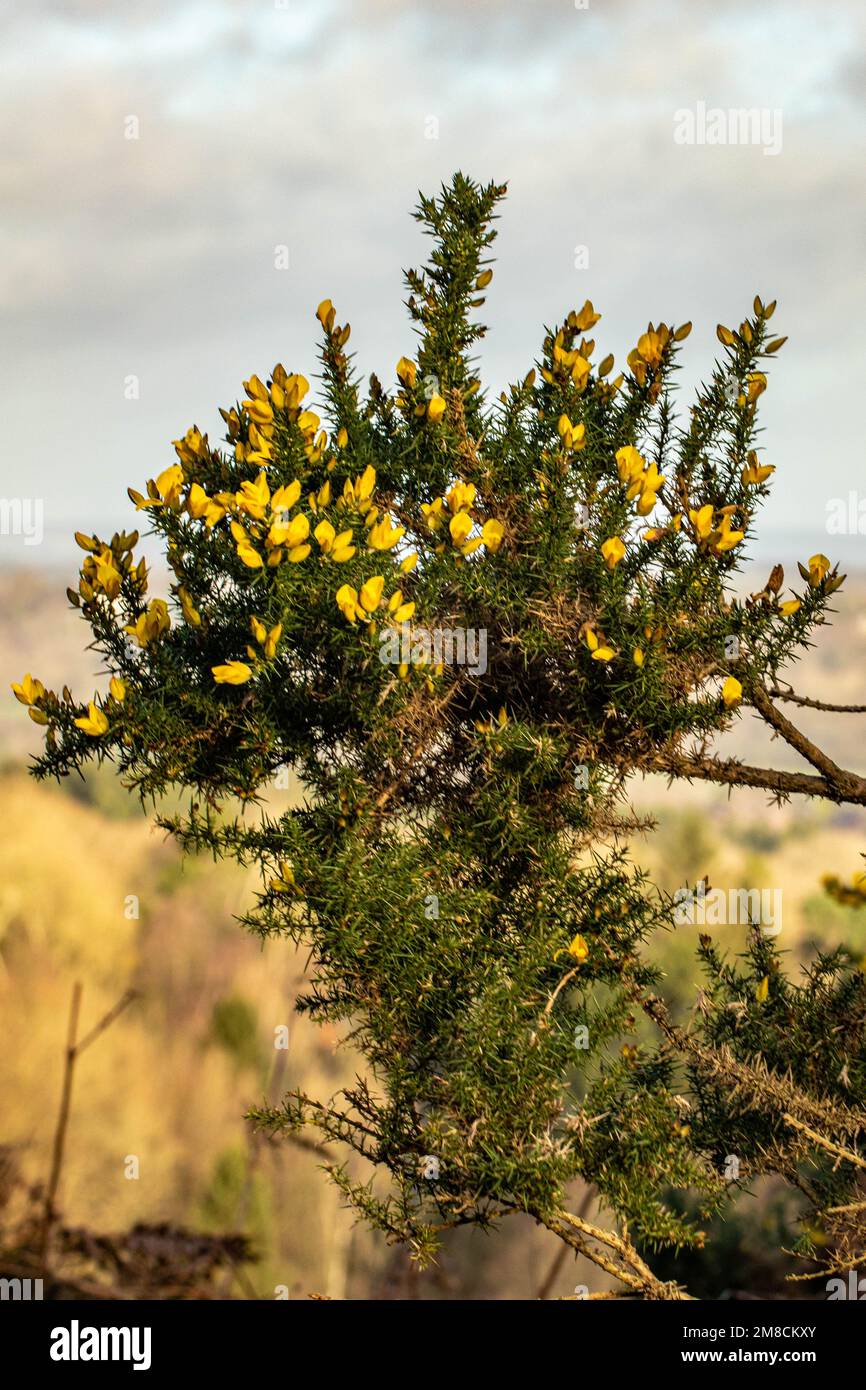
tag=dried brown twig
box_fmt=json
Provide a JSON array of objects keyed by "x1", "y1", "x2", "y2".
[{"x1": 40, "y1": 983, "x2": 139, "y2": 1273}]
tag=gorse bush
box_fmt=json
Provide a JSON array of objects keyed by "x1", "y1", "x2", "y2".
[{"x1": 17, "y1": 174, "x2": 866, "y2": 1298}]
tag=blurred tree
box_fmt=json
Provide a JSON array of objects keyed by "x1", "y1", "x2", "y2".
[{"x1": 209, "y1": 995, "x2": 263, "y2": 1075}]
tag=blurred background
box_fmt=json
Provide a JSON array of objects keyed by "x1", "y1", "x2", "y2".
[{"x1": 1, "y1": 0, "x2": 865, "y2": 1298}]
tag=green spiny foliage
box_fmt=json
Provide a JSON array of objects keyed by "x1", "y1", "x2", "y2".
[{"x1": 19, "y1": 172, "x2": 865, "y2": 1296}]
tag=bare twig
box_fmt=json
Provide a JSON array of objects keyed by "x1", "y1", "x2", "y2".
[
  {"x1": 539, "y1": 1207, "x2": 691, "y2": 1300},
  {"x1": 766, "y1": 686, "x2": 866, "y2": 714},
  {"x1": 76, "y1": 989, "x2": 139, "y2": 1055},
  {"x1": 542, "y1": 967, "x2": 578, "y2": 1020},
  {"x1": 782, "y1": 1115, "x2": 866, "y2": 1173},
  {"x1": 40, "y1": 982, "x2": 83, "y2": 1271},
  {"x1": 749, "y1": 684, "x2": 865, "y2": 796},
  {"x1": 537, "y1": 1182, "x2": 595, "y2": 1300},
  {"x1": 645, "y1": 749, "x2": 866, "y2": 805},
  {"x1": 39, "y1": 983, "x2": 139, "y2": 1274}
]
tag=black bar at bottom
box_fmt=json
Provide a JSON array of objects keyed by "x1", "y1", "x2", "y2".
[{"x1": 2, "y1": 1295, "x2": 861, "y2": 1377}]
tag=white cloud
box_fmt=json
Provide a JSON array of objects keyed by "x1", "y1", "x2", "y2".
[{"x1": 1, "y1": 0, "x2": 864, "y2": 550}]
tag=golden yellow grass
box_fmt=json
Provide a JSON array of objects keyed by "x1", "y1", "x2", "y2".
[{"x1": 0, "y1": 771, "x2": 373, "y2": 1296}]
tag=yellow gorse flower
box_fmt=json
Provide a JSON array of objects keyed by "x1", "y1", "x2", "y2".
[
  {"x1": 367, "y1": 515, "x2": 405, "y2": 552},
  {"x1": 357, "y1": 465, "x2": 376, "y2": 502},
  {"x1": 636, "y1": 462, "x2": 664, "y2": 515},
  {"x1": 74, "y1": 701, "x2": 109, "y2": 737},
  {"x1": 187, "y1": 483, "x2": 226, "y2": 528},
  {"x1": 601, "y1": 536, "x2": 626, "y2": 569},
  {"x1": 359, "y1": 575, "x2": 385, "y2": 613},
  {"x1": 446, "y1": 481, "x2": 476, "y2": 514},
  {"x1": 715, "y1": 513, "x2": 745, "y2": 553},
  {"x1": 154, "y1": 463, "x2": 185, "y2": 506},
  {"x1": 243, "y1": 396, "x2": 274, "y2": 429},
  {"x1": 236, "y1": 471, "x2": 270, "y2": 520},
  {"x1": 449, "y1": 512, "x2": 473, "y2": 547},
  {"x1": 387, "y1": 588, "x2": 416, "y2": 623},
  {"x1": 741, "y1": 450, "x2": 775, "y2": 486},
  {"x1": 270, "y1": 860, "x2": 299, "y2": 894},
  {"x1": 626, "y1": 322, "x2": 673, "y2": 386},
  {"x1": 297, "y1": 408, "x2": 322, "y2": 440},
  {"x1": 689, "y1": 504, "x2": 714, "y2": 540},
  {"x1": 616, "y1": 445, "x2": 644, "y2": 487},
  {"x1": 314, "y1": 519, "x2": 356, "y2": 562},
  {"x1": 616, "y1": 446, "x2": 664, "y2": 515},
  {"x1": 416, "y1": 480, "x2": 504, "y2": 557},
  {"x1": 636, "y1": 329, "x2": 665, "y2": 367},
  {"x1": 11, "y1": 672, "x2": 46, "y2": 707},
  {"x1": 236, "y1": 538, "x2": 264, "y2": 569},
  {"x1": 553, "y1": 930, "x2": 590, "y2": 963},
  {"x1": 125, "y1": 599, "x2": 170, "y2": 648},
  {"x1": 172, "y1": 425, "x2": 209, "y2": 466},
  {"x1": 745, "y1": 371, "x2": 767, "y2": 403},
  {"x1": 316, "y1": 298, "x2": 335, "y2": 330},
  {"x1": 337, "y1": 575, "x2": 407, "y2": 625},
  {"x1": 721, "y1": 676, "x2": 742, "y2": 708},
  {"x1": 557, "y1": 415, "x2": 586, "y2": 453},
  {"x1": 481, "y1": 519, "x2": 504, "y2": 553},
  {"x1": 91, "y1": 547, "x2": 123, "y2": 600},
  {"x1": 212, "y1": 660, "x2": 252, "y2": 685},
  {"x1": 314, "y1": 481, "x2": 331, "y2": 510},
  {"x1": 421, "y1": 498, "x2": 445, "y2": 531},
  {"x1": 474, "y1": 706, "x2": 509, "y2": 734},
  {"x1": 688, "y1": 504, "x2": 744, "y2": 556},
  {"x1": 396, "y1": 356, "x2": 418, "y2": 388},
  {"x1": 178, "y1": 587, "x2": 202, "y2": 627},
  {"x1": 586, "y1": 628, "x2": 615, "y2": 662},
  {"x1": 566, "y1": 933, "x2": 589, "y2": 963},
  {"x1": 283, "y1": 513, "x2": 311, "y2": 550},
  {"x1": 181, "y1": 452, "x2": 319, "y2": 572},
  {"x1": 551, "y1": 336, "x2": 591, "y2": 390},
  {"x1": 340, "y1": 465, "x2": 377, "y2": 514},
  {"x1": 336, "y1": 583, "x2": 362, "y2": 623},
  {"x1": 573, "y1": 299, "x2": 600, "y2": 332}
]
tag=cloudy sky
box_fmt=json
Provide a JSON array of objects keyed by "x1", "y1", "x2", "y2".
[{"x1": 2, "y1": 0, "x2": 865, "y2": 571}]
